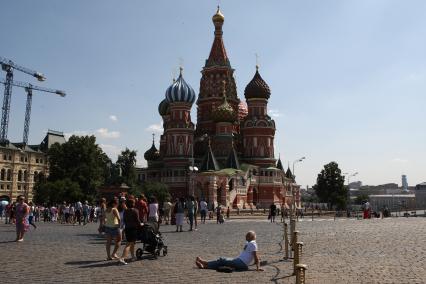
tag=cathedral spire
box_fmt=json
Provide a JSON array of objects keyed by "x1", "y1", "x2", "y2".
[{"x1": 206, "y1": 6, "x2": 229, "y2": 67}]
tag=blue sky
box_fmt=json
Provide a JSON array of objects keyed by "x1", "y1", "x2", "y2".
[{"x1": 1, "y1": 0, "x2": 425, "y2": 187}]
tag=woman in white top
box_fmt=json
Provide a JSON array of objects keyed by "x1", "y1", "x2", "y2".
[
  {"x1": 148, "y1": 196, "x2": 159, "y2": 223},
  {"x1": 195, "y1": 231, "x2": 263, "y2": 271}
]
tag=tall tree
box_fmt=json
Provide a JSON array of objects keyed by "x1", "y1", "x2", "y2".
[
  {"x1": 313, "y1": 161, "x2": 348, "y2": 210},
  {"x1": 46, "y1": 135, "x2": 110, "y2": 200},
  {"x1": 116, "y1": 148, "x2": 137, "y2": 186}
]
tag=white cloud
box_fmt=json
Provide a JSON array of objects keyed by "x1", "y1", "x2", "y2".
[
  {"x1": 145, "y1": 123, "x2": 163, "y2": 133},
  {"x1": 269, "y1": 109, "x2": 283, "y2": 118},
  {"x1": 96, "y1": 128, "x2": 120, "y2": 139},
  {"x1": 64, "y1": 130, "x2": 90, "y2": 139},
  {"x1": 392, "y1": 158, "x2": 408, "y2": 163},
  {"x1": 100, "y1": 144, "x2": 121, "y2": 160},
  {"x1": 109, "y1": 115, "x2": 118, "y2": 122}
]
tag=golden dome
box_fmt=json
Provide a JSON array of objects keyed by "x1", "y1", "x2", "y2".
[{"x1": 212, "y1": 6, "x2": 224, "y2": 22}]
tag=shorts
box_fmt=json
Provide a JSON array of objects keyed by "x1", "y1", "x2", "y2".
[
  {"x1": 104, "y1": 226, "x2": 120, "y2": 237},
  {"x1": 124, "y1": 227, "x2": 138, "y2": 243}
]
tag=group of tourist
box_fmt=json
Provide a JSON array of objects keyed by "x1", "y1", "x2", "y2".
[
  {"x1": 99, "y1": 194, "x2": 161, "y2": 265},
  {"x1": 0, "y1": 200, "x2": 101, "y2": 226}
]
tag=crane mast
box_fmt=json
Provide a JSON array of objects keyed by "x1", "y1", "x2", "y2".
[
  {"x1": 0, "y1": 78, "x2": 66, "y2": 146},
  {"x1": 0, "y1": 57, "x2": 46, "y2": 143}
]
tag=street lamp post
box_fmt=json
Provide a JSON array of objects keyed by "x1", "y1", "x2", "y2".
[
  {"x1": 291, "y1": 157, "x2": 305, "y2": 217},
  {"x1": 343, "y1": 171, "x2": 358, "y2": 210},
  {"x1": 292, "y1": 157, "x2": 306, "y2": 179}
]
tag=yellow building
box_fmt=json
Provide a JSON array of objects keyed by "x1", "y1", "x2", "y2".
[{"x1": 0, "y1": 130, "x2": 65, "y2": 202}]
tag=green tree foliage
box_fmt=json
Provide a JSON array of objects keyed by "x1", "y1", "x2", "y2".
[
  {"x1": 142, "y1": 182, "x2": 170, "y2": 204},
  {"x1": 115, "y1": 148, "x2": 137, "y2": 186},
  {"x1": 354, "y1": 194, "x2": 369, "y2": 205},
  {"x1": 46, "y1": 135, "x2": 110, "y2": 201},
  {"x1": 33, "y1": 179, "x2": 82, "y2": 205},
  {"x1": 313, "y1": 161, "x2": 348, "y2": 210}
]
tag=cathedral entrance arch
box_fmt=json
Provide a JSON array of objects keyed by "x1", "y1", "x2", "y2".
[
  {"x1": 217, "y1": 186, "x2": 222, "y2": 206},
  {"x1": 253, "y1": 187, "x2": 258, "y2": 206}
]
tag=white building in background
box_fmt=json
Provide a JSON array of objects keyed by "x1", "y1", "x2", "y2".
[{"x1": 402, "y1": 175, "x2": 409, "y2": 192}]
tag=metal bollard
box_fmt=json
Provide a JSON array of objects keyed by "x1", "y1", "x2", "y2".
[
  {"x1": 284, "y1": 222, "x2": 289, "y2": 259},
  {"x1": 312, "y1": 208, "x2": 314, "y2": 221},
  {"x1": 293, "y1": 241, "x2": 303, "y2": 274},
  {"x1": 296, "y1": 264, "x2": 308, "y2": 284},
  {"x1": 292, "y1": 230, "x2": 299, "y2": 251},
  {"x1": 290, "y1": 218, "x2": 296, "y2": 248}
]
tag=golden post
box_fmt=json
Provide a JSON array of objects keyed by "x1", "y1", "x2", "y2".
[{"x1": 296, "y1": 264, "x2": 308, "y2": 284}]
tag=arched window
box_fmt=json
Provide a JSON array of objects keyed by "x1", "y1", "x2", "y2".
[
  {"x1": 6, "y1": 169, "x2": 12, "y2": 181},
  {"x1": 24, "y1": 170, "x2": 28, "y2": 182},
  {"x1": 18, "y1": 170, "x2": 22, "y2": 182},
  {"x1": 34, "y1": 171, "x2": 38, "y2": 182},
  {"x1": 0, "y1": 169, "x2": 5, "y2": 180}
]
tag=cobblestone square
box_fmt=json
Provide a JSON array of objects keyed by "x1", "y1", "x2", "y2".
[{"x1": 1, "y1": 217, "x2": 425, "y2": 283}]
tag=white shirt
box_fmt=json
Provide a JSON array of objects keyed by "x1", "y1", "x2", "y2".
[
  {"x1": 238, "y1": 241, "x2": 258, "y2": 266},
  {"x1": 200, "y1": 201, "x2": 208, "y2": 211},
  {"x1": 149, "y1": 203, "x2": 159, "y2": 218}
]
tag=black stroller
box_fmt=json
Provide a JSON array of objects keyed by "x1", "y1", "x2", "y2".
[{"x1": 136, "y1": 222, "x2": 167, "y2": 259}]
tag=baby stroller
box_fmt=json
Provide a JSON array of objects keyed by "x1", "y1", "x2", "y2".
[{"x1": 136, "y1": 222, "x2": 168, "y2": 259}]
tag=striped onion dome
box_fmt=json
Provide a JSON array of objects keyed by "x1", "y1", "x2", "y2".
[
  {"x1": 158, "y1": 99, "x2": 170, "y2": 116},
  {"x1": 165, "y1": 68, "x2": 196, "y2": 104},
  {"x1": 238, "y1": 101, "x2": 248, "y2": 120}
]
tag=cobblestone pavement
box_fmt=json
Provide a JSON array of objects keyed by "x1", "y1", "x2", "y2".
[{"x1": 0, "y1": 217, "x2": 425, "y2": 283}]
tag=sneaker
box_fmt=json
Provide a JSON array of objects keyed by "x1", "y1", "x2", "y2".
[{"x1": 118, "y1": 258, "x2": 127, "y2": 265}]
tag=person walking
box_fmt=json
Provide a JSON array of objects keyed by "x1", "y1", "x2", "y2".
[
  {"x1": 104, "y1": 199, "x2": 121, "y2": 260},
  {"x1": 118, "y1": 198, "x2": 142, "y2": 265},
  {"x1": 163, "y1": 199, "x2": 172, "y2": 225},
  {"x1": 194, "y1": 197, "x2": 199, "y2": 230},
  {"x1": 148, "y1": 196, "x2": 159, "y2": 224},
  {"x1": 28, "y1": 202, "x2": 37, "y2": 229},
  {"x1": 174, "y1": 198, "x2": 185, "y2": 232},
  {"x1": 98, "y1": 198, "x2": 106, "y2": 234},
  {"x1": 15, "y1": 196, "x2": 29, "y2": 242},
  {"x1": 216, "y1": 204, "x2": 221, "y2": 224},
  {"x1": 200, "y1": 199, "x2": 208, "y2": 224},
  {"x1": 136, "y1": 194, "x2": 148, "y2": 223},
  {"x1": 186, "y1": 196, "x2": 195, "y2": 231},
  {"x1": 269, "y1": 203, "x2": 277, "y2": 223},
  {"x1": 82, "y1": 201, "x2": 89, "y2": 225}
]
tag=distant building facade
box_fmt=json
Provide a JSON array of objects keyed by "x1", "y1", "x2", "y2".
[
  {"x1": 0, "y1": 130, "x2": 65, "y2": 202},
  {"x1": 139, "y1": 8, "x2": 301, "y2": 209},
  {"x1": 415, "y1": 182, "x2": 426, "y2": 209},
  {"x1": 402, "y1": 175, "x2": 408, "y2": 191},
  {"x1": 369, "y1": 194, "x2": 416, "y2": 211}
]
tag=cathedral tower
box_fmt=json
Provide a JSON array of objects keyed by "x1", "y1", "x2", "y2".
[
  {"x1": 241, "y1": 66, "x2": 276, "y2": 167},
  {"x1": 195, "y1": 7, "x2": 240, "y2": 156}
]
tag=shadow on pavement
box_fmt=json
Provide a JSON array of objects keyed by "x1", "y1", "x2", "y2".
[
  {"x1": 65, "y1": 260, "x2": 105, "y2": 265},
  {"x1": 0, "y1": 240, "x2": 17, "y2": 244}
]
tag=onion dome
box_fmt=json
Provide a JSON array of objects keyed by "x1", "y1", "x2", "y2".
[
  {"x1": 165, "y1": 67, "x2": 196, "y2": 104},
  {"x1": 211, "y1": 96, "x2": 236, "y2": 123},
  {"x1": 244, "y1": 66, "x2": 271, "y2": 100},
  {"x1": 212, "y1": 6, "x2": 224, "y2": 23},
  {"x1": 211, "y1": 81, "x2": 236, "y2": 122},
  {"x1": 144, "y1": 137, "x2": 160, "y2": 161},
  {"x1": 238, "y1": 101, "x2": 248, "y2": 120},
  {"x1": 158, "y1": 99, "x2": 170, "y2": 116}
]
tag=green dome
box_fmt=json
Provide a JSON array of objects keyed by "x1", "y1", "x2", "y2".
[{"x1": 211, "y1": 96, "x2": 236, "y2": 123}]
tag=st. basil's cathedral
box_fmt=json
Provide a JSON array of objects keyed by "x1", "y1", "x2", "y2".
[{"x1": 141, "y1": 7, "x2": 301, "y2": 209}]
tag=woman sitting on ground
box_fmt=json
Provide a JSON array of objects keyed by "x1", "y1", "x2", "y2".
[{"x1": 195, "y1": 231, "x2": 263, "y2": 271}]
